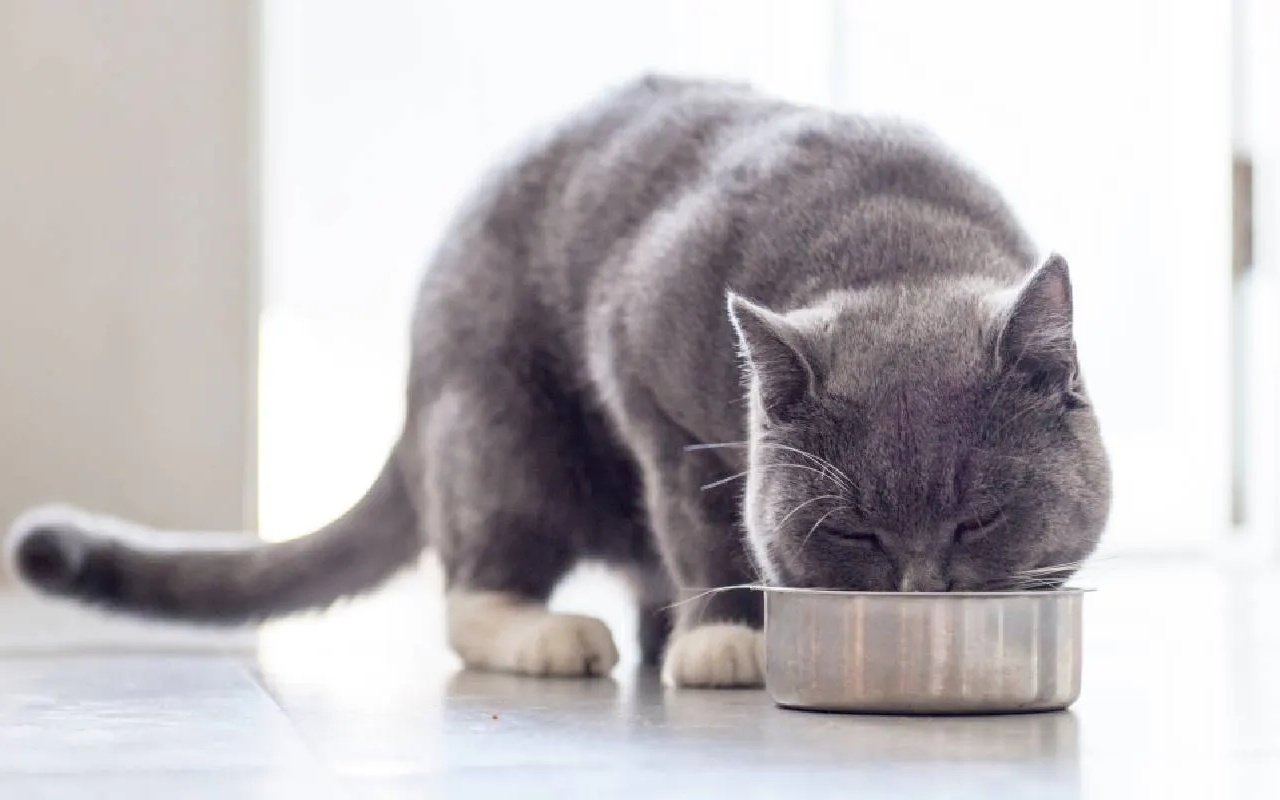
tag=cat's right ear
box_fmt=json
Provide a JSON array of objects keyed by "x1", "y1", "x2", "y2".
[
  {"x1": 727, "y1": 292, "x2": 819, "y2": 424},
  {"x1": 996, "y1": 253, "x2": 1080, "y2": 399}
]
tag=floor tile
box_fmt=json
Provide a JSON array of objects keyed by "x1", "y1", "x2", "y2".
[
  {"x1": 0, "y1": 657, "x2": 315, "y2": 773},
  {"x1": 0, "y1": 772, "x2": 347, "y2": 800}
]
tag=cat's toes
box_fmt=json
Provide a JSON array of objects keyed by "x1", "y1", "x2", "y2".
[
  {"x1": 508, "y1": 613, "x2": 619, "y2": 678},
  {"x1": 661, "y1": 623, "x2": 764, "y2": 688}
]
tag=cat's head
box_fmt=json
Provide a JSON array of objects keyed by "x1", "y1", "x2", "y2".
[{"x1": 728, "y1": 254, "x2": 1110, "y2": 592}]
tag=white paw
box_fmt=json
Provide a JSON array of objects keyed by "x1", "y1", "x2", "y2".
[
  {"x1": 447, "y1": 592, "x2": 618, "y2": 678},
  {"x1": 501, "y1": 612, "x2": 620, "y2": 678},
  {"x1": 661, "y1": 623, "x2": 764, "y2": 688}
]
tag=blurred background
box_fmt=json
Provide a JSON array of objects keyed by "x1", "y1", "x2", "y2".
[{"x1": 3, "y1": 0, "x2": 1278, "y2": 577}]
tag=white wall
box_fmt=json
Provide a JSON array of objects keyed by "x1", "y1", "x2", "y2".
[
  {"x1": 262, "y1": 0, "x2": 1236, "y2": 552},
  {"x1": 0, "y1": 1, "x2": 259, "y2": 531},
  {"x1": 835, "y1": 0, "x2": 1234, "y2": 550},
  {"x1": 259, "y1": 0, "x2": 839, "y2": 538},
  {"x1": 1238, "y1": 0, "x2": 1280, "y2": 557}
]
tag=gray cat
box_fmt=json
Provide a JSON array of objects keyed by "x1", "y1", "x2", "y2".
[{"x1": 8, "y1": 76, "x2": 1110, "y2": 687}]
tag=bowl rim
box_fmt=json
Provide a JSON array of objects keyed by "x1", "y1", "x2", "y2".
[{"x1": 759, "y1": 586, "x2": 1089, "y2": 599}]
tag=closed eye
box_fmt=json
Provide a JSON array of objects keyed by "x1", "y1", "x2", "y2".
[
  {"x1": 820, "y1": 526, "x2": 882, "y2": 547},
  {"x1": 954, "y1": 508, "x2": 1005, "y2": 544}
]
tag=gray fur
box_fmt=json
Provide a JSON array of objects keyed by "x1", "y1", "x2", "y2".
[{"x1": 8, "y1": 76, "x2": 1110, "y2": 662}]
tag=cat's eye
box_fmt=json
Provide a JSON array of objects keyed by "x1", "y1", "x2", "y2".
[
  {"x1": 953, "y1": 509, "x2": 1004, "y2": 544},
  {"x1": 821, "y1": 527, "x2": 881, "y2": 547}
]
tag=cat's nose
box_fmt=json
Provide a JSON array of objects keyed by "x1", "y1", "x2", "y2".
[{"x1": 898, "y1": 562, "x2": 949, "y2": 592}]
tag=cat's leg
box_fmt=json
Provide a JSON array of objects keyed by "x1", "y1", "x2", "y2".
[
  {"x1": 625, "y1": 561, "x2": 675, "y2": 667},
  {"x1": 445, "y1": 591, "x2": 618, "y2": 678},
  {"x1": 418, "y1": 384, "x2": 620, "y2": 678},
  {"x1": 644, "y1": 453, "x2": 765, "y2": 689},
  {"x1": 609, "y1": 399, "x2": 764, "y2": 687}
]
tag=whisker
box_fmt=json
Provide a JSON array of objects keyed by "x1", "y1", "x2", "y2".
[
  {"x1": 1009, "y1": 554, "x2": 1121, "y2": 579},
  {"x1": 755, "y1": 461, "x2": 853, "y2": 492},
  {"x1": 1013, "y1": 563, "x2": 1084, "y2": 577},
  {"x1": 999, "y1": 580, "x2": 1063, "y2": 592},
  {"x1": 774, "y1": 494, "x2": 844, "y2": 529},
  {"x1": 685, "y1": 441, "x2": 857, "y2": 492},
  {"x1": 758, "y1": 443, "x2": 859, "y2": 494},
  {"x1": 660, "y1": 582, "x2": 770, "y2": 613},
  {"x1": 700, "y1": 462, "x2": 853, "y2": 494},
  {"x1": 796, "y1": 506, "x2": 848, "y2": 556},
  {"x1": 774, "y1": 462, "x2": 854, "y2": 493},
  {"x1": 700, "y1": 471, "x2": 749, "y2": 491},
  {"x1": 684, "y1": 441, "x2": 748, "y2": 452},
  {"x1": 997, "y1": 555, "x2": 1126, "y2": 591}
]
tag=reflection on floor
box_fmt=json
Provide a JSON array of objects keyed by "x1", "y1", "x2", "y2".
[{"x1": 0, "y1": 559, "x2": 1276, "y2": 799}]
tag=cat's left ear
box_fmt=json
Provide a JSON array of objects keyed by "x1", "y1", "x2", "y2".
[
  {"x1": 997, "y1": 253, "x2": 1082, "y2": 401},
  {"x1": 727, "y1": 292, "x2": 819, "y2": 424}
]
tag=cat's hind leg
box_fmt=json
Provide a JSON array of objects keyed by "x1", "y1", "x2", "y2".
[
  {"x1": 445, "y1": 591, "x2": 617, "y2": 677},
  {"x1": 417, "y1": 382, "x2": 622, "y2": 678}
]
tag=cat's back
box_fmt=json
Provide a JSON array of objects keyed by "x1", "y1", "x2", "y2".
[
  {"x1": 414, "y1": 77, "x2": 761, "y2": 300},
  {"x1": 414, "y1": 77, "x2": 793, "y2": 336},
  {"x1": 522, "y1": 76, "x2": 1032, "y2": 298},
  {"x1": 408, "y1": 75, "x2": 1038, "y2": 446},
  {"x1": 415, "y1": 76, "x2": 1034, "y2": 357}
]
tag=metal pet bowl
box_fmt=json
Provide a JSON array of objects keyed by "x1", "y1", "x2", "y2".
[{"x1": 764, "y1": 588, "x2": 1084, "y2": 715}]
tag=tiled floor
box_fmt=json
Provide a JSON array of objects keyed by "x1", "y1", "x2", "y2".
[{"x1": 0, "y1": 558, "x2": 1276, "y2": 799}]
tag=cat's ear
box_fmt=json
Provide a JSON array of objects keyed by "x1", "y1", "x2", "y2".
[
  {"x1": 727, "y1": 292, "x2": 819, "y2": 423},
  {"x1": 996, "y1": 253, "x2": 1080, "y2": 397}
]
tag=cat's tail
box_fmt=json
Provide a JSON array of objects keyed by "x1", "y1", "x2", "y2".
[{"x1": 4, "y1": 444, "x2": 423, "y2": 624}]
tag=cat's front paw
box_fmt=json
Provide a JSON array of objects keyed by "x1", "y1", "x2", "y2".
[
  {"x1": 661, "y1": 623, "x2": 764, "y2": 688},
  {"x1": 497, "y1": 612, "x2": 619, "y2": 678}
]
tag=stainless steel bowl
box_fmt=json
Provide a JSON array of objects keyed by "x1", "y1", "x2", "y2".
[{"x1": 764, "y1": 588, "x2": 1084, "y2": 715}]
